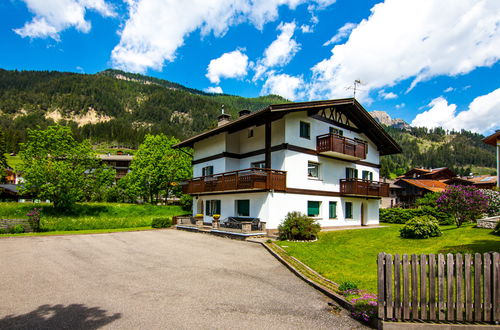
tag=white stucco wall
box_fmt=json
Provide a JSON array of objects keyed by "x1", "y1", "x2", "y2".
[{"x1": 193, "y1": 133, "x2": 226, "y2": 160}]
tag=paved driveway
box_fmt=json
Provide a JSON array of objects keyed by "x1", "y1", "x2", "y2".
[{"x1": 0, "y1": 230, "x2": 365, "y2": 329}]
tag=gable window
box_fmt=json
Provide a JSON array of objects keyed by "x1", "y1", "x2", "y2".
[
  {"x1": 362, "y1": 170, "x2": 373, "y2": 181},
  {"x1": 308, "y1": 162, "x2": 320, "y2": 178},
  {"x1": 251, "y1": 161, "x2": 266, "y2": 169},
  {"x1": 248, "y1": 129, "x2": 254, "y2": 138},
  {"x1": 329, "y1": 201, "x2": 337, "y2": 219},
  {"x1": 299, "y1": 121, "x2": 310, "y2": 139},
  {"x1": 205, "y1": 200, "x2": 221, "y2": 216},
  {"x1": 307, "y1": 201, "x2": 321, "y2": 217},
  {"x1": 345, "y1": 202, "x2": 353, "y2": 219},
  {"x1": 330, "y1": 127, "x2": 343, "y2": 136},
  {"x1": 346, "y1": 168, "x2": 358, "y2": 179},
  {"x1": 202, "y1": 166, "x2": 214, "y2": 177},
  {"x1": 235, "y1": 200, "x2": 250, "y2": 217}
]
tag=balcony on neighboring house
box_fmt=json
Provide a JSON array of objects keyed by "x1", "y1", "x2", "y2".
[
  {"x1": 181, "y1": 168, "x2": 287, "y2": 194},
  {"x1": 316, "y1": 133, "x2": 367, "y2": 160},
  {"x1": 340, "y1": 178, "x2": 390, "y2": 197}
]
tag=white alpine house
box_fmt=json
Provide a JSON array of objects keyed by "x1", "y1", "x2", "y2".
[{"x1": 174, "y1": 98, "x2": 401, "y2": 232}]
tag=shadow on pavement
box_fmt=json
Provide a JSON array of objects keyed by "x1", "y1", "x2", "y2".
[{"x1": 0, "y1": 304, "x2": 121, "y2": 330}]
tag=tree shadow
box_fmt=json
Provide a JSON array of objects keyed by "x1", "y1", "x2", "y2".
[
  {"x1": 0, "y1": 304, "x2": 121, "y2": 330},
  {"x1": 438, "y1": 239, "x2": 500, "y2": 254}
]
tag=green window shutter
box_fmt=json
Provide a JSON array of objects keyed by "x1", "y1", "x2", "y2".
[
  {"x1": 307, "y1": 201, "x2": 320, "y2": 217},
  {"x1": 237, "y1": 200, "x2": 250, "y2": 216},
  {"x1": 345, "y1": 202, "x2": 352, "y2": 218},
  {"x1": 215, "y1": 200, "x2": 221, "y2": 215},
  {"x1": 354, "y1": 169, "x2": 358, "y2": 178},
  {"x1": 329, "y1": 202, "x2": 337, "y2": 219},
  {"x1": 205, "y1": 200, "x2": 210, "y2": 216},
  {"x1": 369, "y1": 172, "x2": 373, "y2": 181}
]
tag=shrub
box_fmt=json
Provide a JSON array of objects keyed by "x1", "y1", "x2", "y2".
[
  {"x1": 151, "y1": 217, "x2": 172, "y2": 228},
  {"x1": 400, "y1": 215, "x2": 442, "y2": 239},
  {"x1": 380, "y1": 207, "x2": 453, "y2": 225},
  {"x1": 9, "y1": 224, "x2": 25, "y2": 234},
  {"x1": 480, "y1": 189, "x2": 500, "y2": 216},
  {"x1": 179, "y1": 194, "x2": 193, "y2": 211},
  {"x1": 339, "y1": 281, "x2": 359, "y2": 295},
  {"x1": 0, "y1": 228, "x2": 6, "y2": 234},
  {"x1": 437, "y1": 185, "x2": 488, "y2": 227},
  {"x1": 278, "y1": 211, "x2": 320, "y2": 241},
  {"x1": 494, "y1": 221, "x2": 500, "y2": 236},
  {"x1": 26, "y1": 207, "x2": 42, "y2": 232}
]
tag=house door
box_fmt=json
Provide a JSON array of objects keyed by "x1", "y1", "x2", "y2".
[
  {"x1": 361, "y1": 203, "x2": 367, "y2": 226},
  {"x1": 197, "y1": 199, "x2": 203, "y2": 215}
]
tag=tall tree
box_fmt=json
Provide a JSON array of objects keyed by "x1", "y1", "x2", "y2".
[
  {"x1": 19, "y1": 126, "x2": 98, "y2": 209},
  {"x1": 0, "y1": 129, "x2": 7, "y2": 182},
  {"x1": 126, "y1": 134, "x2": 191, "y2": 204}
]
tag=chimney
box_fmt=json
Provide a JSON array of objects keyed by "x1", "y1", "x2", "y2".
[
  {"x1": 238, "y1": 109, "x2": 251, "y2": 117},
  {"x1": 217, "y1": 105, "x2": 231, "y2": 127}
]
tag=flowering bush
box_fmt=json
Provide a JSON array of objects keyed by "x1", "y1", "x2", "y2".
[
  {"x1": 480, "y1": 189, "x2": 500, "y2": 216},
  {"x1": 351, "y1": 292, "x2": 378, "y2": 323},
  {"x1": 26, "y1": 207, "x2": 42, "y2": 232},
  {"x1": 437, "y1": 185, "x2": 488, "y2": 227}
]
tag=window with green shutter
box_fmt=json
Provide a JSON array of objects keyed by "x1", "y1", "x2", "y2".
[
  {"x1": 299, "y1": 121, "x2": 310, "y2": 139},
  {"x1": 236, "y1": 200, "x2": 250, "y2": 217},
  {"x1": 307, "y1": 201, "x2": 320, "y2": 217},
  {"x1": 329, "y1": 201, "x2": 337, "y2": 219},
  {"x1": 362, "y1": 170, "x2": 373, "y2": 181},
  {"x1": 345, "y1": 202, "x2": 353, "y2": 219},
  {"x1": 346, "y1": 168, "x2": 358, "y2": 179}
]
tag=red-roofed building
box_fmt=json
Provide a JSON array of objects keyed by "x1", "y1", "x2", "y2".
[{"x1": 482, "y1": 130, "x2": 499, "y2": 189}]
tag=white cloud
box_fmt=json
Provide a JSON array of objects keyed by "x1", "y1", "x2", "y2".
[
  {"x1": 300, "y1": 24, "x2": 313, "y2": 33},
  {"x1": 323, "y1": 22, "x2": 356, "y2": 46},
  {"x1": 14, "y1": 0, "x2": 115, "y2": 40},
  {"x1": 395, "y1": 103, "x2": 405, "y2": 109},
  {"x1": 205, "y1": 86, "x2": 224, "y2": 94},
  {"x1": 261, "y1": 72, "x2": 304, "y2": 100},
  {"x1": 206, "y1": 50, "x2": 249, "y2": 84},
  {"x1": 112, "y1": 0, "x2": 334, "y2": 73},
  {"x1": 253, "y1": 21, "x2": 300, "y2": 80},
  {"x1": 411, "y1": 88, "x2": 500, "y2": 133},
  {"x1": 309, "y1": 0, "x2": 500, "y2": 103},
  {"x1": 378, "y1": 90, "x2": 398, "y2": 100},
  {"x1": 443, "y1": 87, "x2": 455, "y2": 93}
]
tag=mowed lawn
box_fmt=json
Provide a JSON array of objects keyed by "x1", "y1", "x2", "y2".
[
  {"x1": 0, "y1": 202, "x2": 184, "y2": 231},
  {"x1": 275, "y1": 224, "x2": 500, "y2": 293}
]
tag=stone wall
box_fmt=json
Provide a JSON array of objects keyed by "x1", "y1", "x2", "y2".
[
  {"x1": 0, "y1": 219, "x2": 33, "y2": 232},
  {"x1": 476, "y1": 216, "x2": 500, "y2": 229}
]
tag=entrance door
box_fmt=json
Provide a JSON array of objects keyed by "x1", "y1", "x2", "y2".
[{"x1": 361, "y1": 203, "x2": 367, "y2": 226}]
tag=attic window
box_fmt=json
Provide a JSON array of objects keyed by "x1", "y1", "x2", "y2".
[{"x1": 248, "y1": 128, "x2": 254, "y2": 138}]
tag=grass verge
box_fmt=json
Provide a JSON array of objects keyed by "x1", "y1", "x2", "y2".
[{"x1": 0, "y1": 226, "x2": 156, "y2": 238}]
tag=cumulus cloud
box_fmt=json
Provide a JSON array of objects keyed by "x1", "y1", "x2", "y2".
[
  {"x1": 261, "y1": 72, "x2": 304, "y2": 100},
  {"x1": 411, "y1": 88, "x2": 500, "y2": 133},
  {"x1": 253, "y1": 21, "x2": 300, "y2": 80},
  {"x1": 378, "y1": 90, "x2": 398, "y2": 100},
  {"x1": 443, "y1": 87, "x2": 455, "y2": 93},
  {"x1": 205, "y1": 86, "x2": 224, "y2": 94},
  {"x1": 323, "y1": 22, "x2": 356, "y2": 46},
  {"x1": 14, "y1": 0, "x2": 115, "y2": 40},
  {"x1": 206, "y1": 50, "x2": 249, "y2": 84},
  {"x1": 309, "y1": 0, "x2": 500, "y2": 102},
  {"x1": 112, "y1": 0, "x2": 334, "y2": 73}
]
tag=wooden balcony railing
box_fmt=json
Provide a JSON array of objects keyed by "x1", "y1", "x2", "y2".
[
  {"x1": 181, "y1": 168, "x2": 287, "y2": 194},
  {"x1": 317, "y1": 133, "x2": 367, "y2": 160},
  {"x1": 340, "y1": 178, "x2": 389, "y2": 197}
]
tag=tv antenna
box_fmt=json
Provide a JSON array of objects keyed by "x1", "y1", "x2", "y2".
[
  {"x1": 221, "y1": 104, "x2": 225, "y2": 115},
  {"x1": 345, "y1": 79, "x2": 365, "y2": 98}
]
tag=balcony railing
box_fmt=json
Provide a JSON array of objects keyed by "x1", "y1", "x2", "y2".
[
  {"x1": 181, "y1": 168, "x2": 287, "y2": 194},
  {"x1": 317, "y1": 133, "x2": 367, "y2": 160},
  {"x1": 340, "y1": 178, "x2": 389, "y2": 197}
]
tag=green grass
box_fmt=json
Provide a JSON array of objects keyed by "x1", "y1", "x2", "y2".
[
  {"x1": 0, "y1": 202, "x2": 183, "y2": 231},
  {"x1": 0, "y1": 226, "x2": 155, "y2": 237},
  {"x1": 275, "y1": 224, "x2": 500, "y2": 294}
]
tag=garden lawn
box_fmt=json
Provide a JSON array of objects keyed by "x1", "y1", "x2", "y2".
[
  {"x1": 0, "y1": 202, "x2": 184, "y2": 231},
  {"x1": 275, "y1": 224, "x2": 500, "y2": 294}
]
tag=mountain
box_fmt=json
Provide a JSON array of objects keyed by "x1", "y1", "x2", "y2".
[{"x1": 369, "y1": 110, "x2": 410, "y2": 129}]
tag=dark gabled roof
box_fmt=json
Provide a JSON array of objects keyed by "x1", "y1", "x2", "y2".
[
  {"x1": 173, "y1": 98, "x2": 402, "y2": 155},
  {"x1": 483, "y1": 130, "x2": 500, "y2": 146}
]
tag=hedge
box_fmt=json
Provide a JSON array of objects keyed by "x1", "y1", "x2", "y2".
[{"x1": 380, "y1": 206, "x2": 453, "y2": 225}]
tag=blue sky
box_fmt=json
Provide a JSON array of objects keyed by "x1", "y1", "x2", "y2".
[{"x1": 1, "y1": 0, "x2": 499, "y2": 134}]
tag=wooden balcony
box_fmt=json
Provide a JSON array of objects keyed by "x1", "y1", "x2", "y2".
[
  {"x1": 340, "y1": 178, "x2": 389, "y2": 197},
  {"x1": 181, "y1": 168, "x2": 287, "y2": 194},
  {"x1": 317, "y1": 133, "x2": 367, "y2": 160}
]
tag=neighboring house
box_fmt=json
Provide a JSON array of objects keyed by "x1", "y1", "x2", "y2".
[
  {"x1": 0, "y1": 184, "x2": 31, "y2": 202},
  {"x1": 379, "y1": 179, "x2": 403, "y2": 208},
  {"x1": 4, "y1": 168, "x2": 22, "y2": 184},
  {"x1": 461, "y1": 175, "x2": 497, "y2": 190},
  {"x1": 98, "y1": 153, "x2": 133, "y2": 180},
  {"x1": 482, "y1": 130, "x2": 499, "y2": 189},
  {"x1": 174, "y1": 98, "x2": 401, "y2": 230}
]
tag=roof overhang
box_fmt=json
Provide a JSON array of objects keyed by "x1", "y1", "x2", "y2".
[{"x1": 483, "y1": 130, "x2": 500, "y2": 146}]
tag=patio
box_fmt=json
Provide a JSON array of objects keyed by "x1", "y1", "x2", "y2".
[{"x1": 174, "y1": 215, "x2": 267, "y2": 238}]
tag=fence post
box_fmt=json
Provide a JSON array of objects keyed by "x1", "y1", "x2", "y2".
[
  {"x1": 493, "y1": 252, "x2": 499, "y2": 323},
  {"x1": 465, "y1": 254, "x2": 473, "y2": 321},
  {"x1": 484, "y1": 253, "x2": 492, "y2": 322},
  {"x1": 394, "y1": 254, "x2": 401, "y2": 319},
  {"x1": 378, "y1": 252, "x2": 386, "y2": 320},
  {"x1": 429, "y1": 254, "x2": 436, "y2": 321},
  {"x1": 456, "y1": 253, "x2": 463, "y2": 321},
  {"x1": 385, "y1": 254, "x2": 393, "y2": 319},
  {"x1": 411, "y1": 254, "x2": 419, "y2": 320},
  {"x1": 420, "y1": 254, "x2": 427, "y2": 320},
  {"x1": 474, "y1": 253, "x2": 483, "y2": 322},
  {"x1": 447, "y1": 253, "x2": 455, "y2": 321},
  {"x1": 403, "y1": 254, "x2": 410, "y2": 320},
  {"x1": 438, "y1": 254, "x2": 445, "y2": 321}
]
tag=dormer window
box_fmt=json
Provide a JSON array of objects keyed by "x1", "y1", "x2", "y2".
[{"x1": 300, "y1": 121, "x2": 310, "y2": 139}]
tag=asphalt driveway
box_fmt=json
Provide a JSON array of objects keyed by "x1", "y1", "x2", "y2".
[{"x1": 0, "y1": 230, "x2": 365, "y2": 329}]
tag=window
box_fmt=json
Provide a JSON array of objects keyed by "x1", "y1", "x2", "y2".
[
  {"x1": 299, "y1": 121, "x2": 310, "y2": 139},
  {"x1": 235, "y1": 200, "x2": 250, "y2": 217},
  {"x1": 329, "y1": 127, "x2": 343, "y2": 136},
  {"x1": 362, "y1": 170, "x2": 373, "y2": 181},
  {"x1": 248, "y1": 129, "x2": 254, "y2": 138},
  {"x1": 202, "y1": 166, "x2": 213, "y2": 176},
  {"x1": 307, "y1": 201, "x2": 321, "y2": 217},
  {"x1": 329, "y1": 201, "x2": 337, "y2": 219},
  {"x1": 205, "y1": 200, "x2": 221, "y2": 216},
  {"x1": 345, "y1": 202, "x2": 353, "y2": 219},
  {"x1": 346, "y1": 167, "x2": 358, "y2": 179},
  {"x1": 251, "y1": 161, "x2": 266, "y2": 169},
  {"x1": 308, "y1": 162, "x2": 320, "y2": 178}
]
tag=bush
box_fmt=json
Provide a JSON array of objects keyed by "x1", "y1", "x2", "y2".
[
  {"x1": 351, "y1": 293, "x2": 378, "y2": 323},
  {"x1": 278, "y1": 211, "x2": 320, "y2": 241},
  {"x1": 151, "y1": 217, "x2": 172, "y2": 228},
  {"x1": 9, "y1": 224, "x2": 25, "y2": 234},
  {"x1": 27, "y1": 207, "x2": 42, "y2": 232},
  {"x1": 481, "y1": 189, "x2": 500, "y2": 216},
  {"x1": 400, "y1": 215, "x2": 442, "y2": 239},
  {"x1": 339, "y1": 281, "x2": 359, "y2": 294},
  {"x1": 494, "y1": 221, "x2": 500, "y2": 236},
  {"x1": 380, "y1": 207, "x2": 453, "y2": 225},
  {"x1": 437, "y1": 185, "x2": 488, "y2": 227},
  {"x1": 0, "y1": 228, "x2": 6, "y2": 234},
  {"x1": 179, "y1": 194, "x2": 193, "y2": 211}
]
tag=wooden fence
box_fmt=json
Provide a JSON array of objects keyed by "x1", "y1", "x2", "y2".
[{"x1": 377, "y1": 252, "x2": 499, "y2": 323}]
